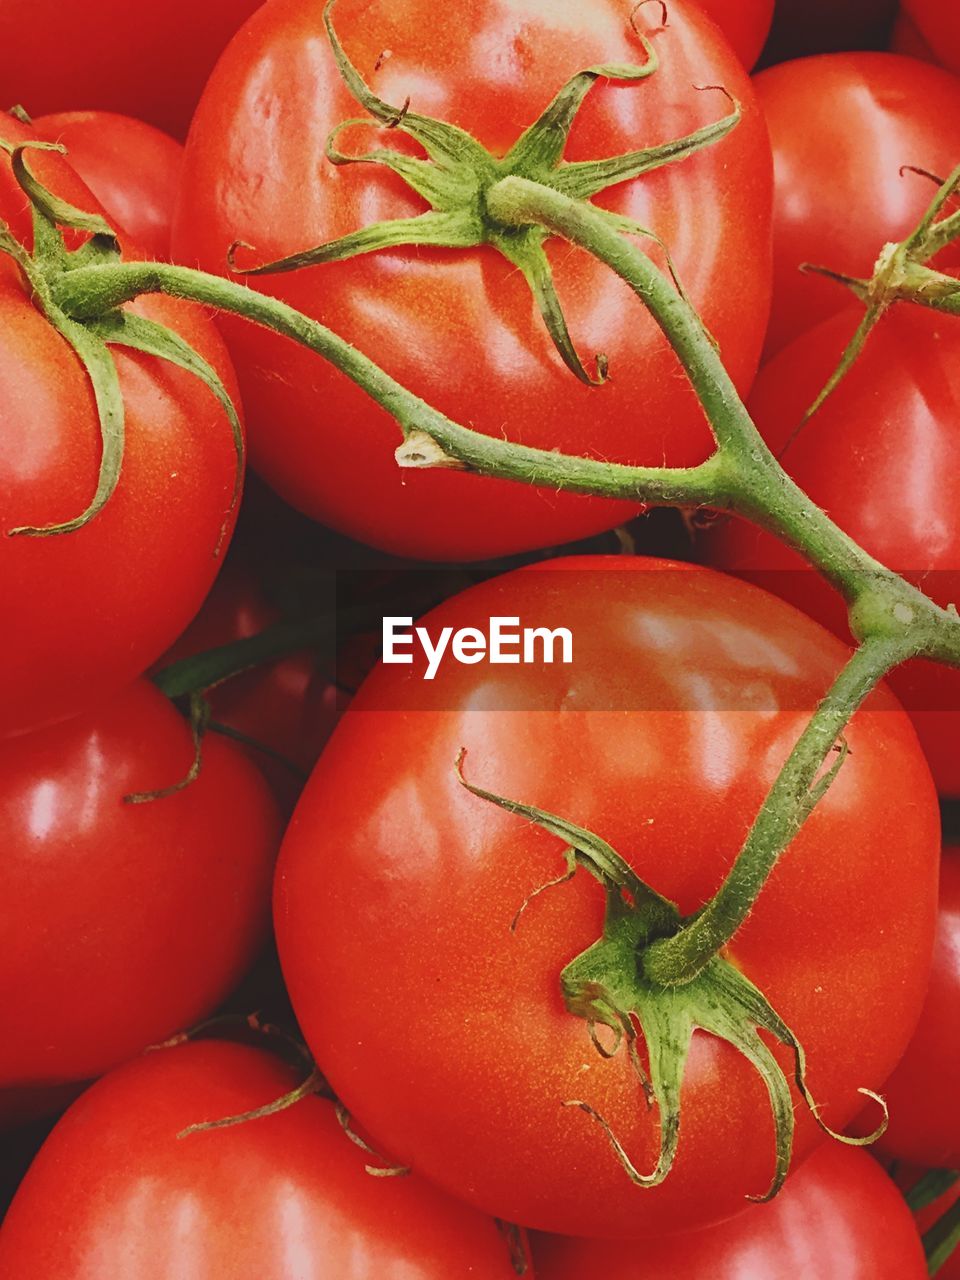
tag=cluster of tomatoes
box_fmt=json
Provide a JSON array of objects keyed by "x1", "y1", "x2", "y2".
[{"x1": 1, "y1": 0, "x2": 960, "y2": 1275}]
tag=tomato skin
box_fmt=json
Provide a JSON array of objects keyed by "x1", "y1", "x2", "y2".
[
  {"x1": 695, "y1": 0, "x2": 773, "y2": 68},
  {"x1": 0, "y1": 1041, "x2": 531, "y2": 1278},
  {"x1": 31, "y1": 112, "x2": 182, "y2": 260},
  {"x1": 534, "y1": 1143, "x2": 926, "y2": 1278},
  {"x1": 0, "y1": 115, "x2": 245, "y2": 738},
  {"x1": 890, "y1": 12, "x2": 937, "y2": 63},
  {"x1": 756, "y1": 53, "x2": 960, "y2": 356},
  {"x1": 902, "y1": 1, "x2": 960, "y2": 75},
  {"x1": 706, "y1": 305, "x2": 960, "y2": 796},
  {"x1": 173, "y1": 0, "x2": 772, "y2": 562},
  {"x1": 875, "y1": 850, "x2": 960, "y2": 1168},
  {"x1": 0, "y1": 680, "x2": 280, "y2": 1101},
  {"x1": 0, "y1": 1, "x2": 263, "y2": 138},
  {"x1": 275, "y1": 556, "x2": 938, "y2": 1238}
]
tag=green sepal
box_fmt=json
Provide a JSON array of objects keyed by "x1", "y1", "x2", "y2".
[
  {"x1": 497, "y1": 232, "x2": 608, "y2": 385},
  {"x1": 552, "y1": 94, "x2": 741, "y2": 201},
  {"x1": 500, "y1": 47, "x2": 659, "y2": 176},
  {"x1": 8, "y1": 314, "x2": 124, "y2": 537},
  {"x1": 322, "y1": 0, "x2": 492, "y2": 170},
  {"x1": 86, "y1": 309, "x2": 245, "y2": 552},
  {"x1": 235, "y1": 0, "x2": 740, "y2": 388},
  {"x1": 1, "y1": 138, "x2": 117, "y2": 239},
  {"x1": 456, "y1": 756, "x2": 888, "y2": 1200},
  {"x1": 231, "y1": 209, "x2": 480, "y2": 275}
]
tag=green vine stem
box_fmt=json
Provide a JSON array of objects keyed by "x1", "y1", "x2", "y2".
[
  {"x1": 8, "y1": 24, "x2": 960, "y2": 1148},
  {"x1": 46, "y1": 179, "x2": 960, "y2": 982}
]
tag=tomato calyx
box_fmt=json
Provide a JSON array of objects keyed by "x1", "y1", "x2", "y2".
[
  {"x1": 794, "y1": 163, "x2": 960, "y2": 427},
  {"x1": 0, "y1": 131, "x2": 243, "y2": 541},
  {"x1": 457, "y1": 752, "x2": 888, "y2": 1201},
  {"x1": 227, "y1": 0, "x2": 740, "y2": 387}
]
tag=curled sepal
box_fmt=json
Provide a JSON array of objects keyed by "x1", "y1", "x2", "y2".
[
  {"x1": 87, "y1": 309, "x2": 245, "y2": 554},
  {"x1": 178, "y1": 1066, "x2": 326, "y2": 1138},
  {"x1": 322, "y1": 0, "x2": 492, "y2": 169},
  {"x1": 124, "y1": 690, "x2": 211, "y2": 805},
  {"x1": 334, "y1": 1103, "x2": 411, "y2": 1178},
  {"x1": 1, "y1": 138, "x2": 116, "y2": 239},
  {"x1": 500, "y1": 43, "x2": 659, "y2": 177},
  {"x1": 456, "y1": 755, "x2": 885, "y2": 1200},
  {"x1": 8, "y1": 314, "x2": 124, "y2": 537}
]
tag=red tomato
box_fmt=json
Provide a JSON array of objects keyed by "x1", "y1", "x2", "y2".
[
  {"x1": 0, "y1": 114, "x2": 245, "y2": 738},
  {"x1": 275, "y1": 556, "x2": 938, "y2": 1238},
  {"x1": 173, "y1": 0, "x2": 772, "y2": 561},
  {"x1": 876, "y1": 849, "x2": 960, "y2": 1167},
  {"x1": 706, "y1": 305, "x2": 960, "y2": 796},
  {"x1": 31, "y1": 111, "x2": 182, "y2": 260},
  {"x1": 0, "y1": 1041, "x2": 531, "y2": 1278},
  {"x1": 0, "y1": 680, "x2": 279, "y2": 1109},
  {"x1": 0, "y1": 1, "x2": 263, "y2": 138},
  {"x1": 756, "y1": 53, "x2": 960, "y2": 355},
  {"x1": 534, "y1": 1143, "x2": 927, "y2": 1278},
  {"x1": 695, "y1": 0, "x2": 773, "y2": 68},
  {"x1": 902, "y1": 1, "x2": 960, "y2": 75}
]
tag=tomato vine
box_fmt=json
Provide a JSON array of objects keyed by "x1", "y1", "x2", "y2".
[{"x1": 4, "y1": 0, "x2": 960, "y2": 1201}]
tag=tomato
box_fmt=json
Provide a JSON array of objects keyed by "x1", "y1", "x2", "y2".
[
  {"x1": 874, "y1": 850, "x2": 960, "y2": 1168},
  {"x1": 275, "y1": 556, "x2": 938, "y2": 1238},
  {"x1": 706, "y1": 305, "x2": 960, "y2": 796},
  {"x1": 695, "y1": 0, "x2": 773, "y2": 69},
  {"x1": 173, "y1": 0, "x2": 772, "y2": 562},
  {"x1": 0, "y1": 114, "x2": 245, "y2": 738},
  {"x1": 534, "y1": 1143, "x2": 926, "y2": 1277},
  {"x1": 0, "y1": 680, "x2": 279, "y2": 1111},
  {"x1": 31, "y1": 111, "x2": 182, "y2": 260},
  {"x1": 0, "y1": 1, "x2": 263, "y2": 139},
  {"x1": 0, "y1": 1040, "x2": 532, "y2": 1277},
  {"x1": 756, "y1": 52, "x2": 960, "y2": 356},
  {"x1": 902, "y1": 1, "x2": 960, "y2": 75}
]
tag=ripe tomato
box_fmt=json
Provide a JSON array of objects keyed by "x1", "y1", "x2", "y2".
[
  {"x1": 0, "y1": 1040, "x2": 531, "y2": 1278},
  {"x1": 275, "y1": 556, "x2": 938, "y2": 1238},
  {"x1": 695, "y1": 0, "x2": 773, "y2": 69},
  {"x1": 706, "y1": 305, "x2": 960, "y2": 796},
  {"x1": 874, "y1": 849, "x2": 960, "y2": 1168},
  {"x1": 533, "y1": 1143, "x2": 927, "y2": 1278},
  {"x1": 756, "y1": 53, "x2": 960, "y2": 356},
  {"x1": 173, "y1": 0, "x2": 772, "y2": 561},
  {"x1": 31, "y1": 111, "x2": 182, "y2": 260},
  {"x1": 902, "y1": 1, "x2": 960, "y2": 75},
  {"x1": 0, "y1": 114, "x2": 245, "y2": 738},
  {"x1": 0, "y1": 1, "x2": 263, "y2": 138},
  {"x1": 0, "y1": 680, "x2": 279, "y2": 1111}
]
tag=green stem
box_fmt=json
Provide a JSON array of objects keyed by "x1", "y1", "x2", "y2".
[
  {"x1": 643, "y1": 636, "x2": 905, "y2": 984},
  {"x1": 51, "y1": 262, "x2": 720, "y2": 507},
  {"x1": 152, "y1": 617, "x2": 331, "y2": 699},
  {"x1": 484, "y1": 176, "x2": 896, "y2": 603},
  {"x1": 925, "y1": 1196, "x2": 960, "y2": 1277}
]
